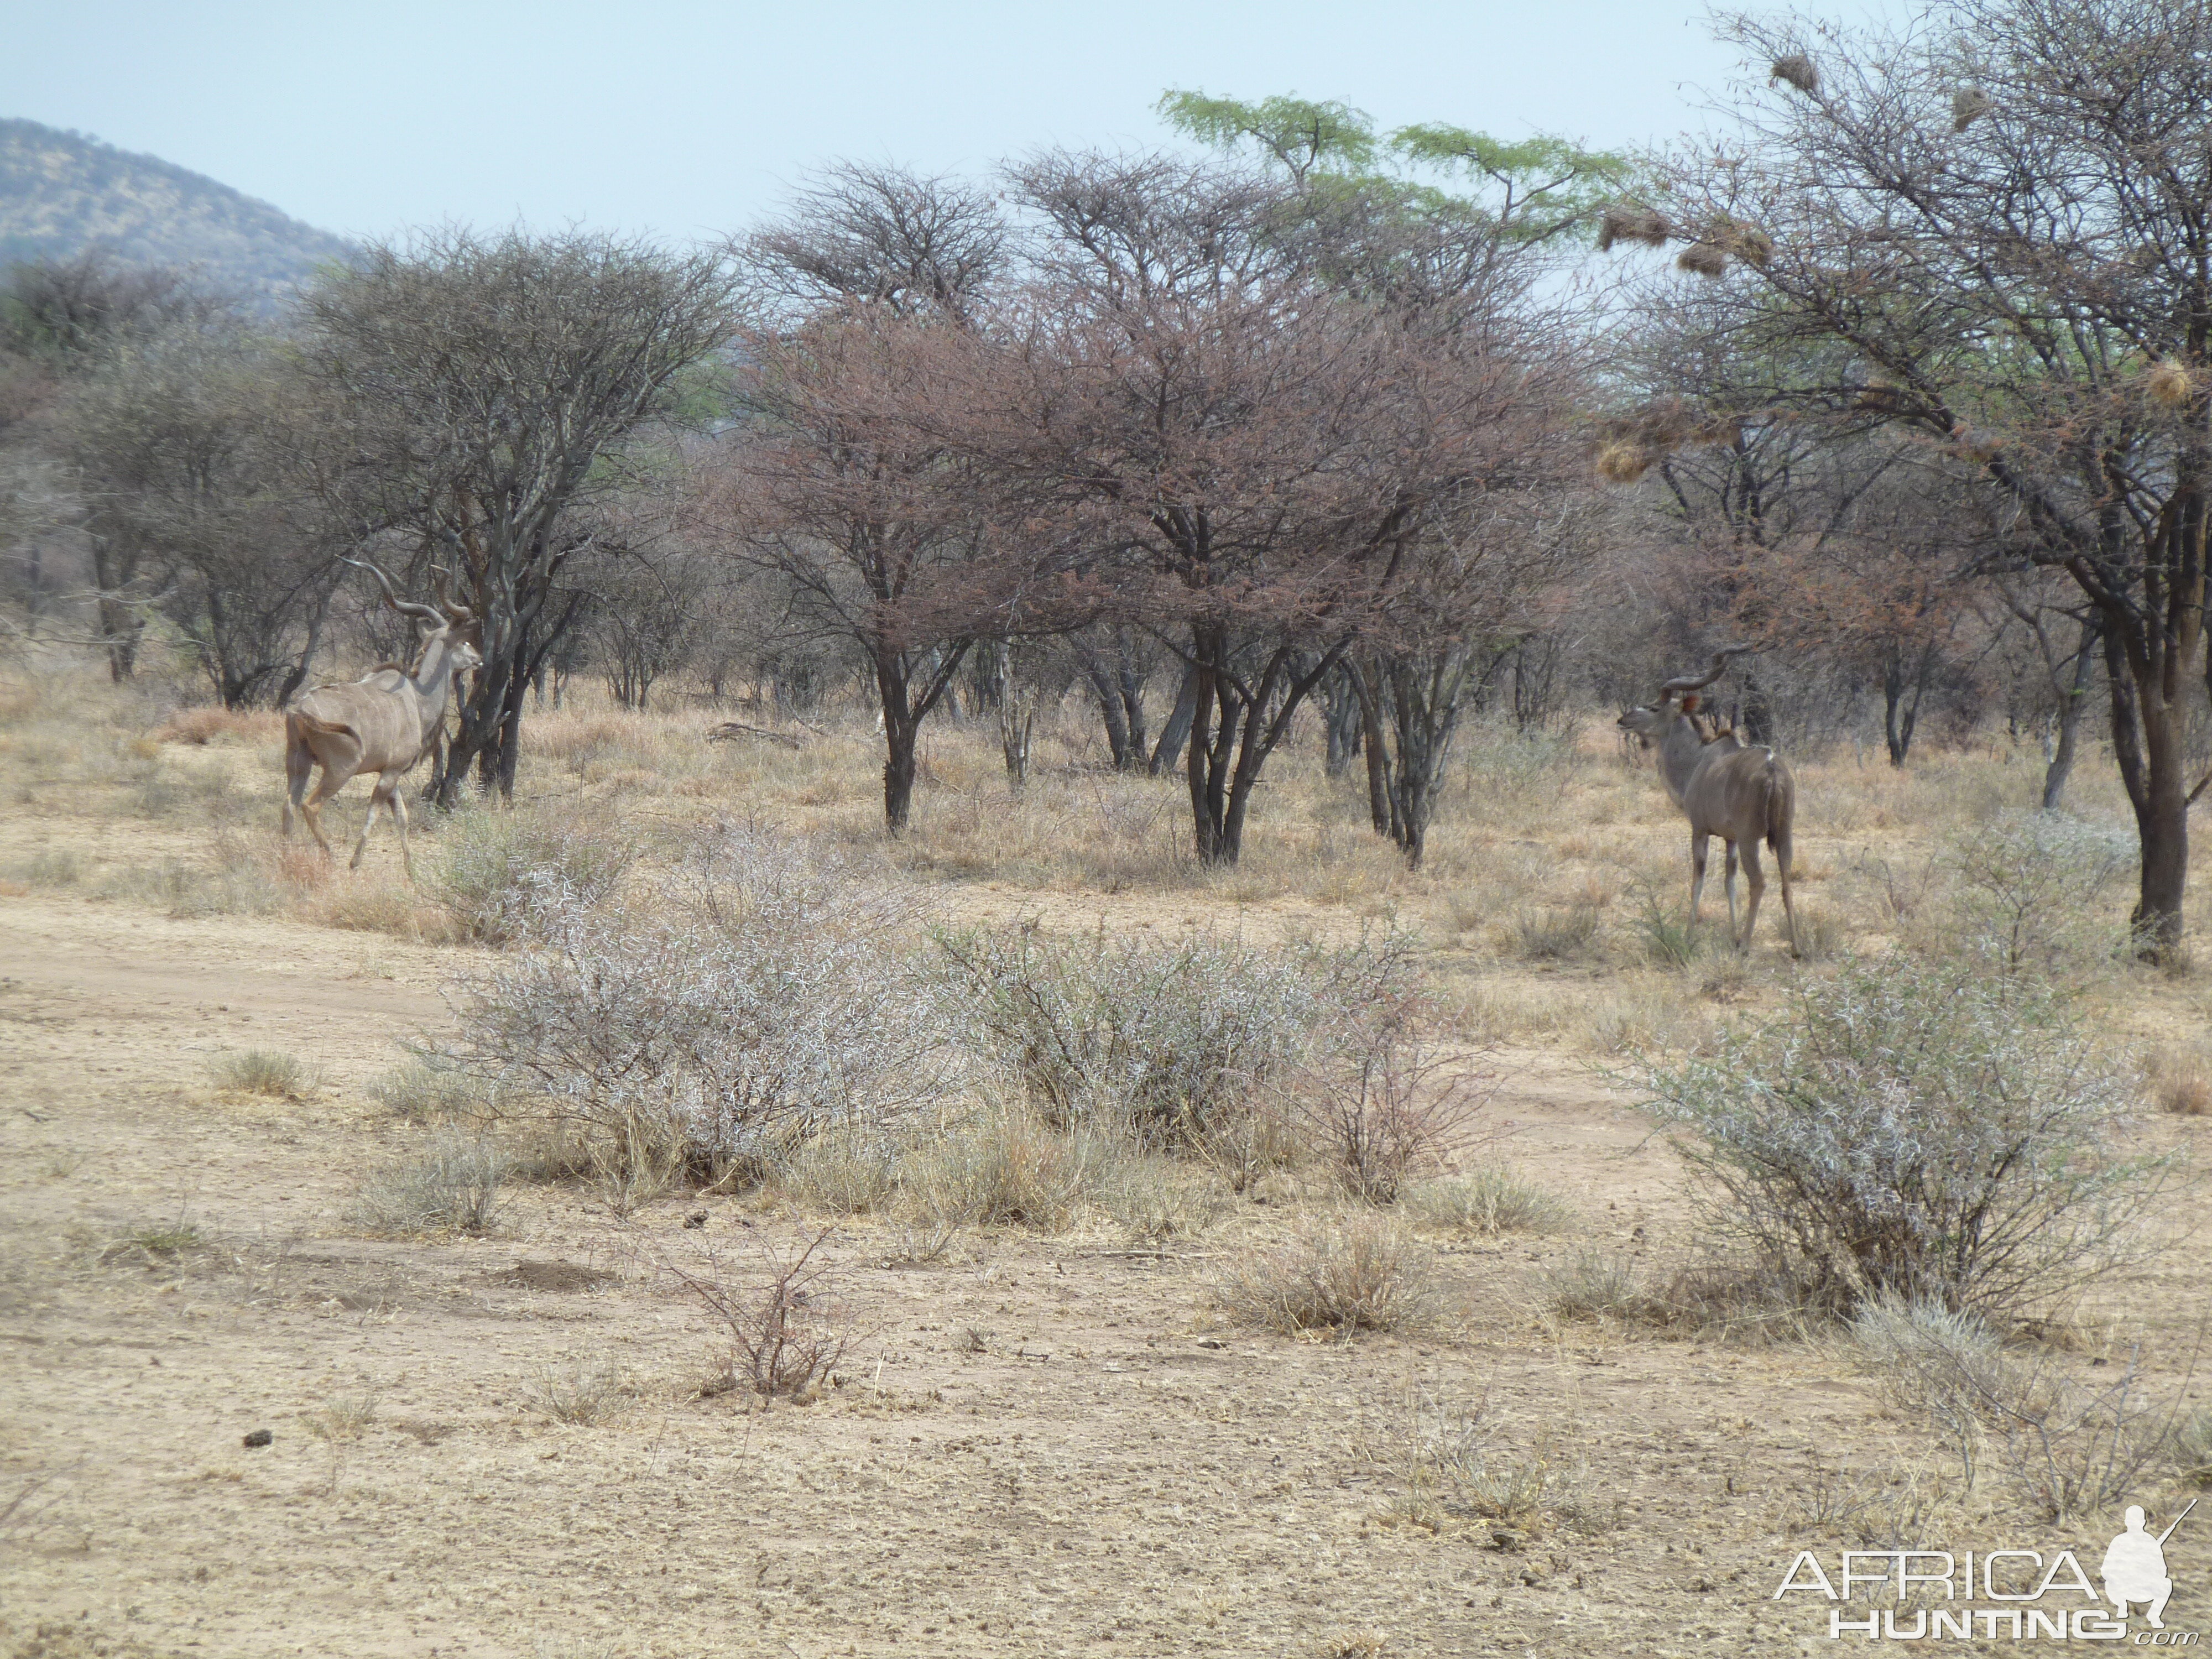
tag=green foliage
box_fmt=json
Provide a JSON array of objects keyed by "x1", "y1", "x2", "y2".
[
  {"x1": 1389, "y1": 126, "x2": 1635, "y2": 241},
  {"x1": 1155, "y1": 91, "x2": 1379, "y2": 180},
  {"x1": 1157, "y1": 87, "x2": 1635, "y2": 243}
]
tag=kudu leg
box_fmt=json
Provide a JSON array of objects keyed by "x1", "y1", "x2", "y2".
[
  {"x1": 1773, "y1": 827, "x2": 1799, "y2": 957},
  {"x1": 390, "y1": 784, "x2": 415, "y2": 884},
  {"x1": 282, "y1": 739, "x2": 312, "y2": 841},
  {"x1": 1724, "y1": 842, "x2": 1740, "y2": 942},
  {"x1": 350, "y1": 774, "x2": 393, "y2": 871},
  {"x1": 300, "y1": 763, "x2": 354, "y2": 862},
  {"x1": 1737, "y1": 838, "x2": 1765, "y2": 953},
  {"x1": 1688, "y1": 832, "x2": 1710, "y2": 924}
]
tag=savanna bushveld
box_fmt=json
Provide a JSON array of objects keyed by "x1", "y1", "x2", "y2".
[{"x1": 4, "y1": 3, "x2": 2212, "y2": 1655}]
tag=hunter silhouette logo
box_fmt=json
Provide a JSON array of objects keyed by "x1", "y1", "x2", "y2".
[
  {"x1": 1773, "y1": 1499, "x2": 2198, "y2": 1642},
  {"x1": 2103, "y1": 1501, "x2": 2192, "y2": 1630}
]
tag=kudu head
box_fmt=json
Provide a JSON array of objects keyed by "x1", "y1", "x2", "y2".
[
  {"x1": 345, "y1": 557, "x2": 484, "y2": 676},
  {"x1": 1617, "y1": 646, "x2": 1754, "y2": 744}
]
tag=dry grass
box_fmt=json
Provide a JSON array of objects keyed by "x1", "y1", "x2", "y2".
[
  {"x1": 0, "y1": 662, "x2": 2198, "y2": 1083},
  {"x1": 1401, "y1": 1166, "x2": 1569, "y2": 1236},
  {"x1": 347, "y1": 1130, "x2": 509, "y2": 1237},
  {"x1": 2146, "y1": 1043, "x2": 2212, "y2": 1116},
  {"x1": 529, "y1": 1357, "x2": 633, "y2": 1426},
  {"x1": 207, "y1": 1048, "x2": 319, "y2": 1099},
  {"x1": 1213, "y1": 1213, "x2": 1439, "y2": 1338},
  {"x1": 896, "y1": 1100, "x2": 1111, "y2": 1232},
  {"x1": 1366, "y1": 1392, "x2": 1613, "y2": 1541}
]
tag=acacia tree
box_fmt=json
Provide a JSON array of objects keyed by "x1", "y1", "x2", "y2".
[
  {"x1": 6, "y1": 254, "x2": 230, "y2": 678},
  {"x1": 710, "y1": 165, "x2": 1031, "y2": 833},
  {"x1": 297, "y1": 229, "x2": 742, "y2": 802},
  {"x1": 1159, "y1": 96, "x2": 1611, "y2": 863},
  {"x1": 990, "y1": 154, "x2": 1538, "y2": 864},
  {"x1": 61, "y1": 323, "x2": 341, "y2": 706},
  {"x1": 1647, "y1": 0, "x2": 2212, "y2": 954}
]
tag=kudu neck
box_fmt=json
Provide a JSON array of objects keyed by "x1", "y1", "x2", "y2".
[
  {"x1": 409, "y1": 632, "x2": 463, "y2": 703},
  {"x1": 1657, "y1": 714, "x2": 1727, "y2": 805}
]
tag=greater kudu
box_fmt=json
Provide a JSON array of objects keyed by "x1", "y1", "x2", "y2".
[
  {"x1": 281, "y1": 561, "x2": 481, "y2": 879},
  {"x1": 1617, "y1": 648, "x2": 1798, "y2": 954}
]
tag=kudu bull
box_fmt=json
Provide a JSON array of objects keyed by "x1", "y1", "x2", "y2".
[
  {"x1": 1617, "y1": 648, "x2": 1798, "y2": 954},
  {"x1": 281, "y1": 561, "x2": 481, "y2": 880}
]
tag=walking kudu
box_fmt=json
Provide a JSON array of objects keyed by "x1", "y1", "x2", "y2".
[
  {"x1": 1617, "y1": 648, "x2": 1798, "y2": 954},
  {"x1": 281, "y1": 561, "x2": 481, "y2": 880}
]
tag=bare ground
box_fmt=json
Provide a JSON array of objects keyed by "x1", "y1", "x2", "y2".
[
  {"x1": 4, "y1": 690, "x2": 2211, "y2": 1657},
  {"x1": 2, "y1": 885, "x2": 2204, "y2": 1659}
]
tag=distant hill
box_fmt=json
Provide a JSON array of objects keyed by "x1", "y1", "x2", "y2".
[{"x1": 0, "y1": 117, "x2": 354, "y2": 309}]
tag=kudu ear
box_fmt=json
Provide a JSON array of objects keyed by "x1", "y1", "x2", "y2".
[{"x1": 1680, "y1": 692, "x2": 1700, "y2": 713}]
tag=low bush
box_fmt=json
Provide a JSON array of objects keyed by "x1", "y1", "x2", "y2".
[
  {"x1": 2146, "y1": 1044, "x2": 2212, "y2": 1117},
  {"x1": 1095, "y1": 1153, "x2": 1232, "y2": 1240},
  {"x1": 1940, "y1": 810, "x2": 2133, "y2": 978},
  {"x1": 772, "y1": 1120, "x2": 904, "y2": 1216},
  {"x1": 1512, "y1": 904, "x2": 1601, "y2": 963},
  {"x1": 365, "y1": 1058, "x2": 509, "y2": 1124},
  {"x1": 1852, "y1": 1294, "x2": 2184, "y2": 1522},
  {"x1": 898, "y1": 1100, "x2": 1109, "y2": 1232},
  {"x1": 440, "y1": 827, "x2": 946, "y2": 1182},
  {"x1": 427, "y1": 809, "x2": 633, "y2": 946},
  {"x1": 668, "y1": 1228, "x2": 853, "y2": 1404},
  {"x1": 530, "y1": 1357, "x2": 632, "y2": 1426},
  {"x1": 1645, "y1": 959, "x2": 2173, "y2": 1319},
  {"x1": 1371, "y1": 1394, "x2": 1609, "y2": 1538},
  {"x1": 1626, "y1": 890, "x2": 1702, "y2": 969},
  {"x1": 1285, "y1": 1041, "x2": 1491, "y2": 1203},
  {"x1": 1542, "y1": 1249, "x2": 1655, "y2": 1324},
  {"x1": 935, "y1": 922, "x2": 1415, "y2": 1148}
]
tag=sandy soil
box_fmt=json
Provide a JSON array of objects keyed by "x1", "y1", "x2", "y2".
[{"x1": 2, "y1": 873, "x2": 2206, "y2": 1656}]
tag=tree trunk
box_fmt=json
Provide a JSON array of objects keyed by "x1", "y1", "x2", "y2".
[
  {"x1": 872, "y1": 639, "x2": 971, "y2": 833},
  {"x1": 1080, "y1": 653, "x2": 1131, "y2": 768},
  {"x1": 1185, "y1": 629, "x2": 1243, "y2": 863},
  {"x1": 1115, "y1": 656, "x2": 1148, "y2": 767},
  {"x1": 1348, "y1": 657, "x2": 1398, "y2": 841},
  {"x1": 988, "y1": 641, "x2": 1034, "y2": 789},
  {"x1": 1882, "y1": 643, "x2": 1931, "y2": 767},
  {"x1": 273, "y1": 585, "x2": 332, "y2": 708},
  {"x1": 1150, "y1": 666, "x2": 1199, "y2": 776},
  {"x1": 1322, "y1": 664, "x2": 1363, "y2": 778},
  {"x1": 1382, "y1": 651, "x2": 1472, "y2": 870},
  {"x1": 90, "y1": 541, "x2": 143, "y2": 682},
  {"x1": 2105, "y1": 617, "x2": 2190, "y2": 957},
  {"x1": 1180, "y1": 629, "x2": 1348, "y2": 865},
  {"x1": 2040, "y1": 617, "x2": 2099, "y2": 811},
  {"x1": 875, "y1": 651, "x2": 921, "y2": 833},
  {"x1": 443, "y1": 587, "x2": 589, "y2": 805}
]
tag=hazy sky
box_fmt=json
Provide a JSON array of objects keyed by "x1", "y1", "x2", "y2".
[{"x1": 5, "y1": 1, "x2": 1838, "y2": 245}]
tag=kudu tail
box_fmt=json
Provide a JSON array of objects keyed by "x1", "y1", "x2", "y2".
[{"x1": 1765, "y1": 757, "x2": 1791, "y2": 853}]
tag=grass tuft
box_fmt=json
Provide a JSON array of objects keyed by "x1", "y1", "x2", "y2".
[{"x1": 1214, "y1": 1214, "x2": 1437, "y2": 1338}]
